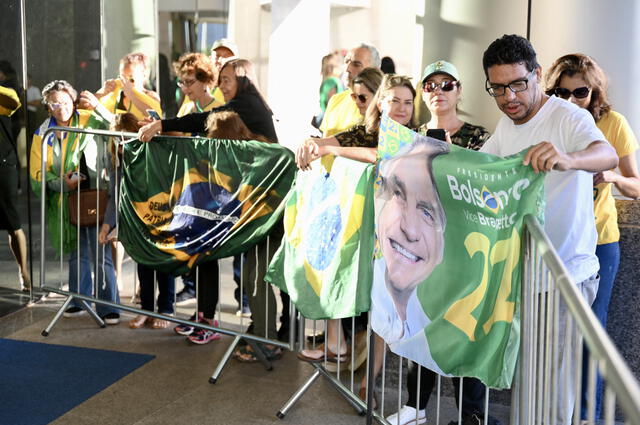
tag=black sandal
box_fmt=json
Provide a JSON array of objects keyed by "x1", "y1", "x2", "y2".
[{"x1": 233, "y1": 344, "x2": 283, "y2": 362}]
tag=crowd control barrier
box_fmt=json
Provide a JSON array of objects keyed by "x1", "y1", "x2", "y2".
[
  {"x1": 36, "y1": 126, "x2": 297, "y2": 382},
  {"x1": 280, "y1": 215, "x2": 640, "y2": 425},
  {"x1": 36, "y1": 126, "x2": 640, "y2": 424}
]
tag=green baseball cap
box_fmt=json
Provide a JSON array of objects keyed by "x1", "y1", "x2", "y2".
[{"x1": 421, "y1": 60, "x2": 460, "y2": 83}]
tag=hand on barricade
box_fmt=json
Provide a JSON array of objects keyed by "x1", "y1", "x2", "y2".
[
  {"x1": 296, "y1": 138, "x2": 320, "y2": 170},
  {"x1": 138, "y1": 119, "x2": 162, "y2": 142},
  {"x1": 78, "y1": 90, "x2": 100, "y2": 110},
  {"x1": 99, "y1": 223, "x2": 116, "y2": 244}
]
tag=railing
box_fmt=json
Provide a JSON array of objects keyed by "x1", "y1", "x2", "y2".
[
  {"x1": 36, "y1": 126, "x2": 297, "y2": 382},
  {"x1": 34, "y1": 126, "x2": 640, "y2": 424}
]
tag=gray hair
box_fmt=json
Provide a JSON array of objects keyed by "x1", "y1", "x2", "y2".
[
  {"x1": 357, "y1": 42, "x2": 381, "y2": 69},
  {"x1": 41, "y1": 80, "x2": 77, "y2": 105}
]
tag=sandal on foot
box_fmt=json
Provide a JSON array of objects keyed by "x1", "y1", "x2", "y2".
[
  {"x1": 129, "y1": 315, "x2": 149, "y2": 329},
  {"x1": 234, "y1": 344, "x2": 283, "y2": 363},
  {"x1": 150, "y1": 318, "x2": 170, "y2": 329},
  {"x1": 297, "y1": 344, "x2": 351, "y2": 363}
]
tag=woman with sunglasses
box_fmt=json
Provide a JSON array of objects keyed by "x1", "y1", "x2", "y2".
[
  {"x1": 350, "y1": 67, "x2": 384, "y2": 116},
  {"x1": 386, "y1": 60, "x2": 493, "y2": 425},
  {"x1": 545, "y1": 53, "x2": 640, "y2": 421},
  {"x1": 296, "y1": 72, "x2": 403, "y2": 169},
  {"x1": 417, "y1": 60, "x2": 489, "y2": 149}
]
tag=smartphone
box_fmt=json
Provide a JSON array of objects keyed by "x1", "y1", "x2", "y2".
[
  {"x1": 146, "y1": 109, "x2": 161, "y2": 120},
  {"x1": 426, "y1": 128, "x2": 447, "y2": 142},
  {"x1": 69, "y1": 172, "x2": 86, "y2": 182}
]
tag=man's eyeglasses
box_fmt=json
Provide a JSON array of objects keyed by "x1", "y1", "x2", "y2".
[
  {"x1": 351, "y1": 93, "x2": 368, "y2": 103},
  {"x1": 554, "y1": 86, "x2": 591, "y2": 99},
  {"x1": 423, "y1": 80, "x2": 459, "y2": 93},
  {"x1": 177, "y1": 78, "x2": 197, "y2": 88},
  {"x1": 485, "y1": 70, "x2": 535, "y2": 97}
]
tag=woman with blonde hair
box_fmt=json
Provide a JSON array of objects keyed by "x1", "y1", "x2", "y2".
[
  {"x1": 545, "y1": 53, "x2": 640, "y2": 421},
  {"x1": 297, "y1": 73, "x2": 415, "y2": 168}
]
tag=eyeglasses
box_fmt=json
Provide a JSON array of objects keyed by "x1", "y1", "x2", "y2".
[
  {"x1": 47, "y1": 102, "x2": 64, "y2": 110},
  {"x1": 177, "y1": 78, "x2": 197, "y2": 88},
  {"x1": 554, "y1": 86, "x2": 591, "y2": 99},
  {"x1": 423, "y1": 80, "x2": 459, "y2": 93},
  {"x1": 485, "y1": 70, "x2": 535, "y2": 97},
  {"x1": 351, "y1": 92, "x2": 368, "y2": 103}
]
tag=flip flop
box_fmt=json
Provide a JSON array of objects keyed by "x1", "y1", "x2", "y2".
[{"x1": 297, "y1": 344, "x2": 351, "y2": 363}]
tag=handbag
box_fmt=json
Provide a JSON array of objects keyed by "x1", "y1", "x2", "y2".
[{"x1": 68, "y1": 189, "x2": 109, "y2": 227}]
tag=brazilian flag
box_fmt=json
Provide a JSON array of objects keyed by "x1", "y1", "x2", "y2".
[
  {"x1": 119, "y1": 137, "x2": 296, "y2": 275},
  {"x1": 265, "y1": 156, "x2": 376, "y2": 320}
]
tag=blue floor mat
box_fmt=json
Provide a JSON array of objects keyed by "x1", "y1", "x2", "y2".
[{"x1": 0, "y1": 338, "x2": 154, "y2": 425}]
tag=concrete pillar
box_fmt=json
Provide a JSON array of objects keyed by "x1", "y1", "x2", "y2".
[
  {"x1": 608, "y1": 200, "x2": 640, "y2": 376},
  {"x1": 102, "y1": 0, "x2": 157, "y2": 84}
]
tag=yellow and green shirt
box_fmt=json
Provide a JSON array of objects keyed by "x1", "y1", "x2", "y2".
[{"x1": 319, "y1": 89, "x2": 362, "y2": 137}]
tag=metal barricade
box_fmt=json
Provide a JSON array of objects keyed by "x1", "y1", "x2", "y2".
[
  {"x1": 280, "y1": 214, "x2": 640, "y2": 425},
  {"x1": 37, "y1": 126, "x2": 297, "y2": 383},
  {"x1": 36, "y1": 127, "x2": 640, "y2": 424},
  {"x1": 515, "y1": 215, "x2": 640, "y2": 425}
]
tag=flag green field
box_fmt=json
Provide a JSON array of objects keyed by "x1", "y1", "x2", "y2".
[{"x1": 118, "y1": 137, "x2": 296, "y2": 276}]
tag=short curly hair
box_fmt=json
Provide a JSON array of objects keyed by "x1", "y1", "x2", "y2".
[
  {"x1": 482, "y1": 34, "x2": 540, "y2": 77},
  {"x1": 173, "y1": 53, "x2": 216, "y2": 85}
]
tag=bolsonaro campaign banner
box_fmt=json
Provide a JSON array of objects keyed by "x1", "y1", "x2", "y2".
[{"x1": 371, "y1": 115, "x2": 545, "y2": 388}]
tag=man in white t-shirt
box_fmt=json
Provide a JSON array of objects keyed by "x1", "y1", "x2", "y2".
[{"x1": 480, "y1": 34, "x2": 618, "y2": 425}]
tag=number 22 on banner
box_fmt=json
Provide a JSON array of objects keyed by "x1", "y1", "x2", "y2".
[{"x1": 443, "y1": 228, "x2": 520, "y2": 341}]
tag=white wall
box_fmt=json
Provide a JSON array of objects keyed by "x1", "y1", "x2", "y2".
[
  {"x1": 418, "y1": 0, "x2": 529, "y2": 132},
  {"x1": 103, "y1": 0, "x2": 158, "y2": 83},
  {"x1": 530, "y1": 0, "x2": 640, "y2": 138}
]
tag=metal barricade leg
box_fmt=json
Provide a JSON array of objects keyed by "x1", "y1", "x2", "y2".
[
  {"x1": 41, "y1": 296, "x2": 74, "y2": 337},
  {"x1": 209, "y1": 335, "x2": 242, "y2": 384},
  {"x1": 78, "y1": 299, "x2": 106, "y2": 327},
  {"x1": 276, "y1": 369, "x2": 322, "y2": 419}
]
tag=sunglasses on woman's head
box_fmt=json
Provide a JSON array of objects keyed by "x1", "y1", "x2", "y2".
[
  {"x1": 554, "y1": 86, "x2": 590, "y2": 99},
  {"x1": 423, "y1": 80, "x2": 459, "y2": 93},
  {"x1": 351, "y1": 93, "x2": 368, "y2": 103}
]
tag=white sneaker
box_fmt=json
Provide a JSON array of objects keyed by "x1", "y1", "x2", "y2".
[{"x1": 386, "y1": 405, "x2": 427, "y2": 425}]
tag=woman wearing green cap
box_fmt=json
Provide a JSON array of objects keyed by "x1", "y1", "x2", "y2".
[{"x1": 387, "y1": 60, "x2": 496, "y2": 425}]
